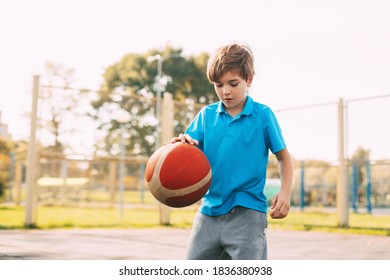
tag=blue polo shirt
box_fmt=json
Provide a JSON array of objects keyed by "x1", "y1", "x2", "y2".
[{"x1": 185, "y1": 96, "x2": 286, "y2": 216}]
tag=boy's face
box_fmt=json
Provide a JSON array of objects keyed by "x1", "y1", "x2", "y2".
[{"x1": 214, "y1": 71, "x2": 252, "y2": 117}]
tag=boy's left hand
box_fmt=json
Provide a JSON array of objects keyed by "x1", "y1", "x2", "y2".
[{"x1": 269, "y1": 191, "x2": 291, "y2": 219}]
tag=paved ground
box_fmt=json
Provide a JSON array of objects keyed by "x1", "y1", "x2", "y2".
[{"x1": 1, "y1": 228, "x2": 389, "y2": 260}]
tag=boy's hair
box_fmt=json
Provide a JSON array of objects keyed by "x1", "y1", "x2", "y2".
[{"x1": 207, "y1": 43, "x2": 255, "y2": 83}]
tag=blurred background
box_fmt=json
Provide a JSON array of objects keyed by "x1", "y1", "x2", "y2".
[{"x1": 0, "y1": 0, "x2": 389, "y2": 228}]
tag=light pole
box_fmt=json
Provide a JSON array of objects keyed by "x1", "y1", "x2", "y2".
[
  {"x1": 147, "y1": 53, "x2": 181, "y2": 151},
  {"x1": 147, "y1": 53, "x2": 181, "y2": 225},
  {"x1": 114, "y1": 109, "x2": 131, "y2": 221},
  {"x1": 147, "y1": 54, "x2": 163, "y2": 151}
]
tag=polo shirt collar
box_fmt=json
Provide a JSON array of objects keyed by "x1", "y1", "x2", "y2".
[
  {"x1": 216, "y1": 95, "x2": 254, "y2": 116},
  {"x1": 241, "y1": 95, "x2": 254, "y2": 116}
]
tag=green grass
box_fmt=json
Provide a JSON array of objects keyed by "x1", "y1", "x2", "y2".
[
  {"x1": 0, "y1": 205, "x2": 196, "y2": 229},
  {"x1": 0, "y1": 205, "x2": 389, "y2": 236},
  {"x1": 83, "y1": 190, "x2": 157, "y2": 204}
]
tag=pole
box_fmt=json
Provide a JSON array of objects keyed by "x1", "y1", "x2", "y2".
[
  {"x1": 159, "y1": 92, "x2": 174, "y2": 225},
  {"x1": 139, "y1": 163, "x2": 145, "y2": 204},
  {"x1": 119, "y1": 125, "x2": 125, "y2": 220},
  {"x1": 337, "y1": 98, "x2": 349, "y2": 227},
  {"x1": 109, "y1": 161, "x2": 117, "y2": 208},
  {"x1": 366, "y1": 161, "x2": 372, "y2": 214},
  {"x1": 8, "y1": 152, "x2": 15, "y2": 202},
  {"x1": 25, "y1": 75, "x2": 39, "y2": 227},
  {"x1": 113, "y1": 109, "x2": 131, "y2": 220},
  {"x1": 352, "y1": 163, "x2": 358, "y2": 213},
  {"x1": 300, "y1": 161, "x2": 305, "y2": 211},
  {"x1": 147, "y1": 53, "x2": 181, "y2": 151},
  {"x1": 155, "y1": 57, "x2": 163, "y2": 151}
]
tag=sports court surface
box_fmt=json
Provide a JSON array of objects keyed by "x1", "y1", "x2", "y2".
[{"x1": 1, "y1": 228, "x2": 389, "y2": 260}]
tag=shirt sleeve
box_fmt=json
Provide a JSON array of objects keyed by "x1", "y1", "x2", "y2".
[
  {"x1": 263, "y1": 107, "x2": 286, "y2": 154},
  {"x1": 185, "y1": 108, "x2": 205, "y2": 151}
]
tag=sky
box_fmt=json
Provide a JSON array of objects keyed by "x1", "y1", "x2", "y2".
[{"x1": 0, "y1": 0, "x2": 389, "y2": 161}]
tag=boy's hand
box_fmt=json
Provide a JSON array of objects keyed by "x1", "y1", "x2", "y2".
[
  {"x1": 170, "y1": 133, "x2": 199, "y2": 146},
  {"x1": 269, "y1": 191, "x2": 291, "y2": 219}
]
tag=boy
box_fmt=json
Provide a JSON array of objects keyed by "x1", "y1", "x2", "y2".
[{"x1": 171, "y1": 43, "x2": 293, "y2": 260}]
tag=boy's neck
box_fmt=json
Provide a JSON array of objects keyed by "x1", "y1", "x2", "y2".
[
  {"x1": 224, "y1": 96, "x2": 247, "y2": 118},
  {"x1": 225, "y1": 107, "x2": 241, "y2": 118}
]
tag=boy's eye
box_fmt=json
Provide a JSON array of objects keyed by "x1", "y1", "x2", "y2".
[{"x1": 215, "y1": 82, "x2": 239, "y2": 87}]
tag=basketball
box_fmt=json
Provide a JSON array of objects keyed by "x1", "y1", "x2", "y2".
[{"x1": 145, "y1": 142, "x2": 212, "y2": 208}]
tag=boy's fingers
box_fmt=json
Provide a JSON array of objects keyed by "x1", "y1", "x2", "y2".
[
  {"x1": 183, "y1": 134, "x2": 199, "y2": 146},
  {"x1": 170, "y1": 137, "x2": 181, "y2": 143},
  {"x1": 189, "y1": 138, "x2": 199, "y2": 146},
  {"x1": 270, "y1": 195, "x2": 278, "y2": 209},
  {"x1": 270, "y1": 201, "x2": 290, "y2": 219},
  {"x1": 171, "y1": 134, "x2": 199, "y2": 146}
]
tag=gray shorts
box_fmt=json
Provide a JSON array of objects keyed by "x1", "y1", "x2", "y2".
[{"x1": 186, "y1": 206, "x2": 268, "y2": 260}]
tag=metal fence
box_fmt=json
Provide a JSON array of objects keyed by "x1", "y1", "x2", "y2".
[
  {"x1": 3, "y1": 155, "x2": 390, "y2": 209},
  {"x1": 4, "y1": 155, "x2": 152, "y2": 207},
  {"x1": 290, "y1": 161, "x2": 390, "y2": 208},
  {"x1": 36, "y1": 156, "x2": 149, "y2": 208}
]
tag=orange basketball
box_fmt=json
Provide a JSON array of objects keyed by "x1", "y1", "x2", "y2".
[{"x1": 145, "y1": 142, "x2": 212, "y2": 208}]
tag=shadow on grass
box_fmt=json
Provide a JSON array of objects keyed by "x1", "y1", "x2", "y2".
[
  {"x1": 0, "y1": 207, "x2": 20, "y2": 211},
  {"x1": 301, "y1": 224, "x2": 390, "y2": 236},
  {"x1": 0, "y1": 224, "x2": 41, "y2": 230}
]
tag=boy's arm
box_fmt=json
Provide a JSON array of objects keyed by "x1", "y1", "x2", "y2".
[{"x1": 270, "y1": 148, "x2": 293, "y2": 219}]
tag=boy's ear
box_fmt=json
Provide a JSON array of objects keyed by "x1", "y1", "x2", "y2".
[{"x1": 247, "y1": 76, "x2": 253, "y2": 87}]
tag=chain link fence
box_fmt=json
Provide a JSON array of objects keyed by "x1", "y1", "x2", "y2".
[
  {"x1": 36, "y1": 156, "x2": 149, "y2": 208},
  {"x1": 4, "y1": 157, "x2": 390, "y2": 210}
]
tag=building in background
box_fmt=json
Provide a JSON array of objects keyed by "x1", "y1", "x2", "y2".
[{"x1": 0, "y1": 111, "x2": 12, "y2": 140}]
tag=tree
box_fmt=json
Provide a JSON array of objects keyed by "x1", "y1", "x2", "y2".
[
  {"x1": 91, "y1": 46, "x2": 215, "y2": 157},
  {"x1": 39, "y1": 62, "x2": 96, "y2": 156},
  {"x1": 0, "y1": 139, "x2": 10, "y2": 198},
  {"x1": 39, "y1": 62, "x2": 76, "y2": 154},
  {"x1": 0, "y1": 139, "x2": 10, "y2": 155}
]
